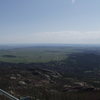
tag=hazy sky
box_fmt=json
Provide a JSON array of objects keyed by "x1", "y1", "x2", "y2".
[{"x1": 0, "y1": 0, "x2": 100, "y2": 44}]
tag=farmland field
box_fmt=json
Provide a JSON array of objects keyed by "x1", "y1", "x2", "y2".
[{"x1": 0, "y1": 46, "x2": 84, "y2": 63}]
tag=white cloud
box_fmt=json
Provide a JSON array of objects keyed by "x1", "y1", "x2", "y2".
[{"x1": 1, "y1": 31, "x2": 100, "y2": 44}]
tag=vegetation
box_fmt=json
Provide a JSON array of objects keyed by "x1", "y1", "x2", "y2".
[
  {"x1": 0, "y1": 46, "x2": 83, "y2": 63},
  {"x1": 0, "y1": 46, "x2": 100, "y2": 100}
]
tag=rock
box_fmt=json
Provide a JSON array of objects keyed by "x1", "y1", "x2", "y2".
[
  {"x1": 74, "y1": 82, "x2": 87, "y2": 87},
  {"x1": 10, "y1": 90, "x2": 14, "y2": 95},
  {"x1": 10, "y1": 76, "x2": 16, "y2": 80},
  {"x1": 19, "y1": 81, "x2": 26, "y2": 85}
]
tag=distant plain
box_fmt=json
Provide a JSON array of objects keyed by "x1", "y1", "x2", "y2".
[{"x1": 0, "y1": 46, "x2": 82, "y2": 63}]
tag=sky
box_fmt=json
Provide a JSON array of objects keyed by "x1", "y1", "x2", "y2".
[{"x1": 0, "y1": 0, "x2": 100, "y2": 44}]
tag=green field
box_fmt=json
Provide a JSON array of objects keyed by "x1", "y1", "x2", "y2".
[{"x1": 0, "y1": 46, "x2": 83, "y2": 63}]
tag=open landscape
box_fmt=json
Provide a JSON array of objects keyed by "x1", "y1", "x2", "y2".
[
  {"x1": 1, "y1": 0, "x2": 100, "y2": 100},
  {"x1": 0, "y1": 45, "x2": 83, "y2": 63},
  {"x1": 0, "y1": 45, "x2": 100, "y2": 100}
]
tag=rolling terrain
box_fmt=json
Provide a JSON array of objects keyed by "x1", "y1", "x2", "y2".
[
  {"x1": 0, "y1": 45, "x2": 100, "y2": 100},
  {"x1": 0, "y1": 45, "x2": 83, "y2": 63}
]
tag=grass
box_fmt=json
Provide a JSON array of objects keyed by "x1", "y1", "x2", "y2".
[{"x1": 0, "y1": 47, "x2": 83, "y2": 63}]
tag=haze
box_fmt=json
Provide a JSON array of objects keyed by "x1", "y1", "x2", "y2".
[{"x1": 0, "y1": 0, "x2": 100, "y2": 44}]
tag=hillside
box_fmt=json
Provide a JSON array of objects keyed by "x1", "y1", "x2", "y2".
[{"x1": 0, "y1": 46, "x2": 100, "y2": 100}]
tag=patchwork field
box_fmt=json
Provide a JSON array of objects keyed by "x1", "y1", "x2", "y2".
[{"x1": 0, "y1": 46, "x2": 83, "y2": 63}]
